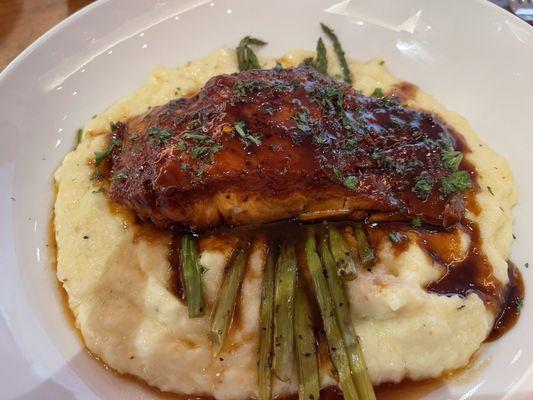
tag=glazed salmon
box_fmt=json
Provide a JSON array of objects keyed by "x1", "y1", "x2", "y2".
[{"x1": 108, "y1": 66, "x2": 471, "y2": 230}]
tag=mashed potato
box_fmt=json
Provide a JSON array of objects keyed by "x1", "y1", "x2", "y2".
[{"x1": 53, "y1": 48, "x2": 516, "y2": 398}]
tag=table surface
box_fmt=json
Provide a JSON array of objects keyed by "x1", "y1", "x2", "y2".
[
  {"x1": 0, "y1": 0, "x2": 94, "y2": 71},
  {"x1": 0, "y1": 0, "x2": 528, "y2": 71}
]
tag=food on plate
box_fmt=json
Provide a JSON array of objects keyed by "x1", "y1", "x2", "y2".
[
  {"x1": 107, "y1": 66, "x2": 466, "y2": 230},
  {"x1": 53, "y1": 24, "x2": 522, "y2": 400}
]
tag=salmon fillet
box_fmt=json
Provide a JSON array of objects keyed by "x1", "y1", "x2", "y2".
[{"x1": 108, "y1": 66, "x2": 472, "y2": 230}]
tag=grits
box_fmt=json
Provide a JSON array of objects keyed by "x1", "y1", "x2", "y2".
[{"x1": 53, "y1": 48, "x2": 516, "y2": 398}]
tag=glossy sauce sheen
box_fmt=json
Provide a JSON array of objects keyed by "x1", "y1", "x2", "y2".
[
  {"x1": 108, "y1": 66, "x2": 470, "y2": 229},
  {"x1": 170, "y1": 218, "x2": 524, "y2": 345},
  {"x1": 364, "y1": 221, "x2": 523, "y2": 322}
]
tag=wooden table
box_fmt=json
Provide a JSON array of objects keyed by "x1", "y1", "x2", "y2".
[{"x1": 0, "y1": 0, "x2": 94, "y2": 71}]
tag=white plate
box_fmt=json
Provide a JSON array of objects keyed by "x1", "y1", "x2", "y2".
[{"x1": 1, "y1": 0, "x2": 532, "y2": 398}]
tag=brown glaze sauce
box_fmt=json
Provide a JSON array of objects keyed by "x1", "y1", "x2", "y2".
[
  {"x1": 487, "y1": 261, "x2": 524, "y2": 341},
  {"x1": 170, "y1": 217, "x2": 524, "y2": 339}
]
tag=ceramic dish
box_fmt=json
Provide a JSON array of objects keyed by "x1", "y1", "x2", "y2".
[{"x1": 1, "y1": 0, "x2": 532, "y2": 398}]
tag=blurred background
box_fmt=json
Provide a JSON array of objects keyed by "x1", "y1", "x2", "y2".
[
  {"x1": 0, "y1": 0, "x2": 94, "y2": 69},
  {"x1": 0, "y1": 0, "x2": 530, "y2": 71}
]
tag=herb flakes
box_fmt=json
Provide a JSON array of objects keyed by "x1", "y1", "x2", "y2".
[
  {"x1": 148, "y1": 126, "x2": 173, "y2": 146},
  {"x1": 442, "y1": 149, "x2": 463, "y2": 171},
  {"x1": 412, "y1": 173, "x2": 435, "y2": 200},
  {"x1": 343, "y1": 175, "x2": 359, "y2": 190},
  {"x1": 111, "y1": 171, "x2": 128, "y2": 180},
  {"x1": 388, "y1": 231, "x2": 406, "y2": 244},
  {"x1": 411, "y1": 216, "x2": 422, "y2": 228},
  {"x1": 440, "y1": 171, "x2": 473, "y2": 197},
  {"x1": 90, "y1": 170, "x2": 103, "y2": 181},
  {"x1": 234, "y1": 121, "x2": 262, "y2": 147},
  {"x1": 94, "y1": 145, "x2": 114, "y2": 166}
]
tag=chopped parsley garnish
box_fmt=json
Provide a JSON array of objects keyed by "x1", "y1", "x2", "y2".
[
  {"x1": 412, "y1": 173, "x2": 435, "y2": 200},
  {"x1": 190, "y1": 144, "x2": 222, "y2": 159},
  {"x1": 183, "y1": 133, "x2": 210, "y2": 141},
  {"x1": 440, "y1": 171, "x2": 473, "y2": 197},
  {"x1": 234, "y1": 121, "x2": 262, "y2": 147},
  {"x1": 236, "y1": 36, "x2": 267, "y2": 71},
  {"x1": 190, "y1": 146, "x2": 210, "y2": 159},
  {"x1": 515, "y1": 298, "x2": 524, "y2": 311},
  {"x1": 525, "y1": 262, "x2": 529, "y2": 269},
  {"x1": 371, "y1": 149, "x2": 384, "y2": 161},
  {"x1": 442, "y1": 149, "x2": 463, "y2": 171},
  {"x1": 111, "y1": 171, "x2": 128, "y2": 180},
  {"x1": 110, "y1": 121, "x2": 117, "y2": 132},
  {"x1": 294, "y1": 108, "x2": 315, "y2": 132},
  {"x1": 313, "y1": 132, "x2": 329, "y2": 145},
  {"x1": 263, "y1": 106, "x2": 275, "y2": 115},
  {"x1": 90, "y1": 170, "x2": 103, "y2": 181},
  {"x1": 338, "y1": 137, "x2": 359, "y2": 153},
  {"x1": 388, "y1": 231, "x2": 402, "y2": 243},
  {"x1": 376, "y1": 96, "x2": 400, "y2": 111},
  {"x1": 371, "y1": 88, "x2": 384, "y2": 97},
  {"x1": 487, "y1": 186, "x2": 495, "y2": 196},
  {"x1": 175, "y1": 142, "x2": 187, "y2": 151},
  {"x1": 129, "y1": 134, "x2": 139, "y2": 142},
  {"x1": 310, "y1": 85, "x2": 340, "y2": 109},
  {"x1": 148, "y1": 126, "x2": 173, "y2": 146},
  {"x1": 76, "y1": 129, "x2": 83, "y2": 144},
  {"x1": 411, "y1": 216, "x2": 422, "y2": 228},
  {"x1": 320, "y1": 23, "x2": 352, "y2": 84},
  {"x1": 343, "y1": 175, "x2": 359, "y2": 190},
  {"x1": 379, "y1": 60, "x2": 385, "y2": 65},
  {"x1": 390, "y1": 117, "x2": 404, "y2": 128},
  {"x1": 94, "y1": 145, "x2": 114, "y2": 166},
  {"x1": 333, "y1": 168, "x2": 358, "y2": 190},
  {"x1": 309, "y1": 85, "x2": 359, "y2": 132}
]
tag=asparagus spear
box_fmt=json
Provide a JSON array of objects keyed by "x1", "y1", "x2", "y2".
[
  {"x1": 209, "y1": 248, "x2": 247, "y2": 354},
  {"x1": 236, "y1": 36, "x2": 267, "y2": 71},
  {"x1": 294, "y1": 283, "x2": 320, "y2": 400},
  {"x1": 354, "y1": 225, "x2": 375, "y2": 270},
  {"x1": 319, "y1": 234, "x2": 376, "y2": 400},
  {"x1": 304, "y1": 231, "x2": 360, "y2": 400},
  {"x1": 328, "y1": 225, "x2": 357, "y2": 280},
  {"x1": 315, "y1": 38, "x2": 328, "y2": 75},
  {"x1": 258, "y1": 247, "x2": 277, "y2": 400},
  {"x1": 180, "y1": 234, "x2": 205, "y2": 318},
  {"x1": 273, "y1": 242, "x2": 298, "y2": 382},
  {"x1": 320, "y1": 23, "x2": 352, "y2": 84}
]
